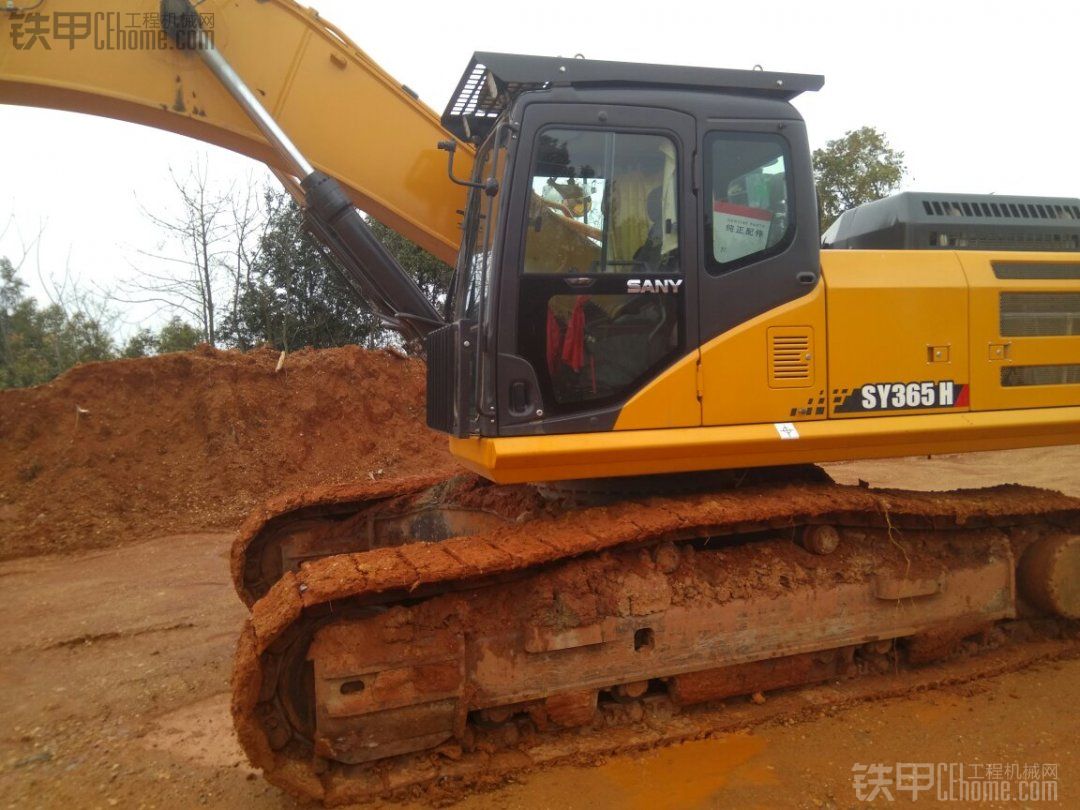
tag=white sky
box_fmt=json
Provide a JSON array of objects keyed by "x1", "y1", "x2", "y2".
[{"x1": 2, "y1": 0, "x2": 1079, "y2": 337}]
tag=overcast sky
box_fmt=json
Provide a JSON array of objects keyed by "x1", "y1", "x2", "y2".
[{"x1": 2, "y1": 0, "x2": 1078, "y2": 338}]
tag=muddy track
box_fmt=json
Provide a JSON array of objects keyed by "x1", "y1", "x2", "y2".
[
  {"x1": 230, "y1": 466, "x2": 853, "y2": 607},
  {"x1": 230, "y1": 473, "x2": 552, "y2": 606},
  {"x1": 231, "y1": 480, "x2": 1080, "y2": 803},
  {"x1": 258, "y1": 636, "x2": 1080, "y2": 805}
]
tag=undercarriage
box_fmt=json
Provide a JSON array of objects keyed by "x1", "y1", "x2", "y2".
[{"x1": 229, "y1": 471, "x2": 1080, "y2": 804}]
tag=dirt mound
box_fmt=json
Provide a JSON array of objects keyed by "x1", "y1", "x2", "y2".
[{"x1": 0, "y1": 345, "x2": 455, "y2": 559}]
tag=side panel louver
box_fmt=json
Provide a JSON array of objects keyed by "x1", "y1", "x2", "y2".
[
  {"x1": 768, "y1": 327, "x2": 814, "y2": 388},
  {"x1": 1002, "y1": 365, "x2": 1080, "y2": 387}
]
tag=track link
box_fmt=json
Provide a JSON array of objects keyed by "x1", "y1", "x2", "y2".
[{"x1": 232, "y1": 481, "x2": 1080, "y2": 803}]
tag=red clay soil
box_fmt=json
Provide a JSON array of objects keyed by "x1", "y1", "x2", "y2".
[{"x1": 0, "y1": 345, "x2": 455, "y2": 560}]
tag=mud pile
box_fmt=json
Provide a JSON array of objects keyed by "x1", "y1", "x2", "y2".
[{"x1": 0, "y1": 345, "x2": 455, "y2": 559}]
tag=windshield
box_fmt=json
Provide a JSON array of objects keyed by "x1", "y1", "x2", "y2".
[{"x1": 449, "y1": 127, "x2": 506, "y2": 323}]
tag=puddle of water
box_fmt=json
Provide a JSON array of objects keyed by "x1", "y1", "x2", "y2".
[{"x1": 597, "y1": 732, "x2": 770, "y2": 810}]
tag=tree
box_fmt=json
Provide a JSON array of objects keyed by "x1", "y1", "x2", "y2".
[
  {"x1": 122, "y1": 327, "x2": 157, "y2": 358},
  {"x1": 0, "y1": 257, "x2": 25, "y2": 371},
  {"x1": 119, "y1": 160, "x2": 264, "y2": 347},
  {"x1": 221, "y1": 191, "x2": 453, "y2": 353},
  {"x1": 125, "y1": 162, "x2": 455, "y2": 355},
  {"x1": 813, "y1": 126, "x2": 906, "y2": 233},
  {"x1": 156, "y1": 316, "x2": 201, "y2": 353},
  {"x1": 121, "y1": 317, "x2": 201, "y2": 358},
  {"x1": 1, "y1": 259, "x2": 116, "y2": 388},
  {"x1": 222, "y1": 191, "x2": 385, "y2": 351}
]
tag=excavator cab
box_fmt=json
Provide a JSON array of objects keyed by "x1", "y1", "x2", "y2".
[{"x1": 429, "y1": 53, "x2": 825, "y2": 443}]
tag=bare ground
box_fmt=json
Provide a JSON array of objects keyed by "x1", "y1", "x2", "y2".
[{"x1": 0, "y1": 446, "x2": 1078, "y2": 809}]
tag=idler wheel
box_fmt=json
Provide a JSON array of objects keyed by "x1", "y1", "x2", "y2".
[{"x1": 1018, "y1": 534, "x2": 1080, "y2": 619}]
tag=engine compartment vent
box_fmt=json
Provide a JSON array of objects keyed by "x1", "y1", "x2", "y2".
[
  {"x1": 922, "y1": 200, "x2": 1080, "y2": 220},
  {"x1": 1002, "y1": 364, "x2": 1080, "y2": 387},
  {"x1": 768, "y1": 327, "x2": 813, "y2": 388},
  {"x1": 823, "y1": 192, "x2": 1080, "y2": 252},
  {"x1": 1000, "y1": 293, "x2": 1080, "y2": 337}
]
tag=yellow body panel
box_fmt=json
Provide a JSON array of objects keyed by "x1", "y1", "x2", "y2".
[
  {"x1": 612, "y1": 349, "x2": 701, "y2": 430},
  {"x1": 700, "y1": 284, "x2": 827, "y2": 425},
  {"x1": 822, "y1": 251, "x2": 970, "y2": 417},
  {"x1": 614, "y1": 285, "x2": 828, "y2": 431},
  {"x1": 959, "y1": 253, "x2": 1080, "y2": 410},
  {"x1": 0, "y1": 0, "x2": 470, "y2": 263}
]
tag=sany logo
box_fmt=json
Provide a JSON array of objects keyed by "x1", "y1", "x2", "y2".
[{"x1": 627, "y1": 278, "x2": 683, "y2": 294}]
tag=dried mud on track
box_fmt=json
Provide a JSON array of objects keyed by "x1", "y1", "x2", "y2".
[
  {"x1": 0, "y1": 446, "x2": 1077, "y2": 808},
  {"x1": 0, "y1": 345, "x2": 455, "y2": 560}
]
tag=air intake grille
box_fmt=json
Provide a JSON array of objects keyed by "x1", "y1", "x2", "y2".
[
  {"x1": 929, "y1": 231, "x2": 1080, "y2": 251},
  {"x1": 993, "y1": 262, "x2": 1080, "y2": 280},
  {"x1": 922, "y1": 200, "x2": 1080, "y2": 220},
  {"x1": 768, "y1": 327, "x2": 813, "y2": 388},
  {"x1": 1001, "y1": 364, "x2": 1080, "y2": 387},
  {"x1": 1000, "y1": 293, "x2": 1080, "y2": 337}
]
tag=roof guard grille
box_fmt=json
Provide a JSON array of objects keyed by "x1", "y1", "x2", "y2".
[
  {"x1": 441, "y1": 52, "x2": 823, "y2": 142},
  {"x1": 444, "y1": 62, "x2": 530, "y2": 126}
]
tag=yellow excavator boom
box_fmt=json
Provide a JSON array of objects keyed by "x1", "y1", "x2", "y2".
[{"x1": 0, "y1": 0, "x2": 471, "y2": 265}]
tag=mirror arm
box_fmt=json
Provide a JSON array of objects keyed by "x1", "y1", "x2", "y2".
[{"x1": 437, "y1": 141, "x2": 499, "y2": 196}]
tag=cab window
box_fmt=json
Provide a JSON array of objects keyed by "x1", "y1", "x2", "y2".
[
  {"x1": 705, "y1": 132, "x2": 793, "y2": 273},
  {"x1": 523, "y1": 129, "x2": 679, "y2": 275}
]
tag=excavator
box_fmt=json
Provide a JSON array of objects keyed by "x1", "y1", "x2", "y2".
[{"x1": 3, "y1": 0, "x2": 1080, "y2": 803}]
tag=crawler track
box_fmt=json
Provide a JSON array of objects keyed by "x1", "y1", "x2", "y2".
[
  {"x1": 230, "y1": 473, "x2": 549, "y2": 606},
  {"x1": 231, "y1": 480, "x2": 1080, "y2": 804},
  {"x1": 230, "y1": 467, "x2": 830, "y2": 605}
]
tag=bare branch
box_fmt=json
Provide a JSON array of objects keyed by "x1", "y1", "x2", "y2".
[{"x1": 114, "y1": 154, "x2": 262, "y2": 346}]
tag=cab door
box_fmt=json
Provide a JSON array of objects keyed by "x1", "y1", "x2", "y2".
[
  {"x1": 695, "y1": 120, "x2": 827, "y2": 427},
  {"x1": 494, "y1": 103, "x2": 700, "y2": 436}
]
